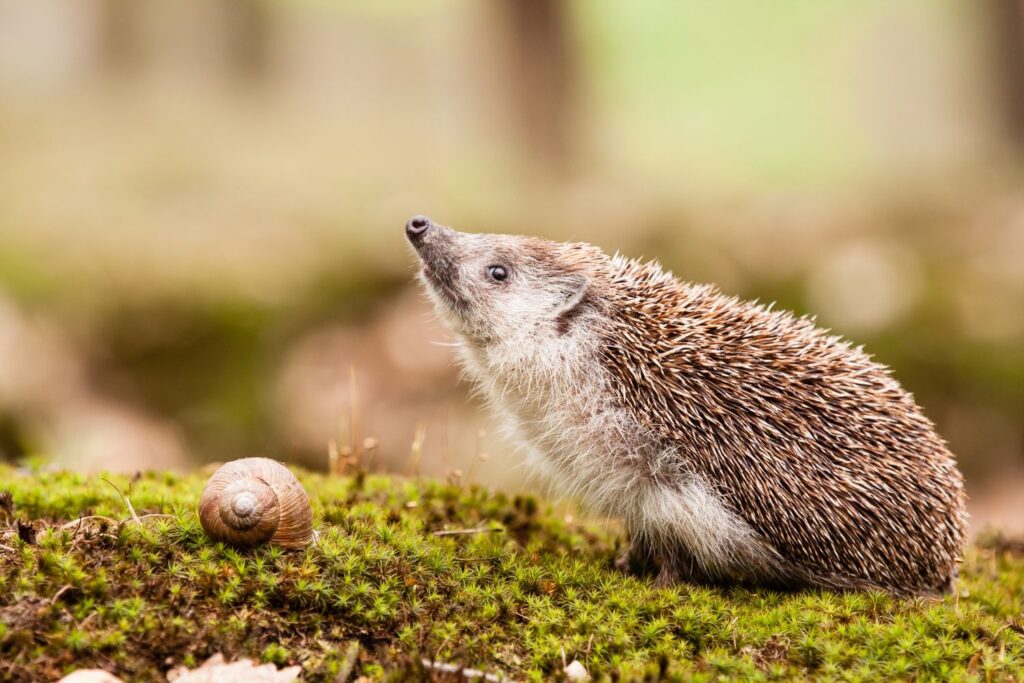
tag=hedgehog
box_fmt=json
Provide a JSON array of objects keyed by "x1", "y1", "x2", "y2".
[{"x1": 404, "y1": 215, "x2": 967, "y2": 595}]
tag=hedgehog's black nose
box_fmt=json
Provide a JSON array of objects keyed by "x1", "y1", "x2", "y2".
[{"x1": 405, "y1": 215, "x2": 432, "y2": 244}]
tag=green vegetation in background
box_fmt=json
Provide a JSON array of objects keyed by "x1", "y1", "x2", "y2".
[
  {"x1": 0, "y1": 0, "x2": 1017, "y2": 476},
  {"x1": 0, "y1": 244, "x2": 61, "y2": 305},
  {"x1": 578, "y1": 0, "x2": 978, "y2": 189},
  {"x1": 1, "y1": 466, "x2": 1022, "y2": 681}
]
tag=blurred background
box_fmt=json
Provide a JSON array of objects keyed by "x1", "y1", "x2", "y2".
[{"x1": 0, "y1": 0, "x2": 1021, "y2": 533}]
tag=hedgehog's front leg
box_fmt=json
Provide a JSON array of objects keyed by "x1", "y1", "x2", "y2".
[
  {"x1": 614, "y1": 537, "x2": 657, "y2": 577},
  {"x1": 656, "y1": 546, "x2": 715, "y2": 587},
  {"x1": 616, "y1": 537, "x2": 711, "y2": 587},
  {"x1": 652, "y1": 562, "x2": 682, "y2": 588}
]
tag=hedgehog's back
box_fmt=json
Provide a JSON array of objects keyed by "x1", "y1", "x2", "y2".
[{"x1": 599, "y1": 261, "x2": 967, "y2": 594}]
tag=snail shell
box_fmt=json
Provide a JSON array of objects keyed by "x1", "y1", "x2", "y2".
[{"x1": 198, "y1": 458, "x2": 313, "y2": 548}]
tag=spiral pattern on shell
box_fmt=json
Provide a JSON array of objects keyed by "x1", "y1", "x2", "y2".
[{"x1": 198, "y1": 458, "x2": 313, "y2": 548}]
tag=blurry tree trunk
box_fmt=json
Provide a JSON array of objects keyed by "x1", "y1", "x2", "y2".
[
  {"x1": 494, "y1": 0, "x2": 578, "y2": 173},
  {"x1": 222, "y1": 0, "x2": 272, "y2": 83},
  {"x1": 988, "y1": 0, "x2": 1024, "y2": 149},
  {"x1": 97, "y1": 0, "x2": 140, "y2": 77}
]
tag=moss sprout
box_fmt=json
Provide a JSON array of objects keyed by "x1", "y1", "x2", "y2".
[{"x1": 0, "y1": 465, "x2": 1021, "y2": 681}]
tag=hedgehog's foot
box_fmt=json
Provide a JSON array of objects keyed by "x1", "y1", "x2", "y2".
[
  {"x1": 616, "y1": 539, "x2": 712, "y2": 587},
  {"x1": 656, "y1": 551, "x2": 715, "y2": 588},
  {"x1": 653, "y1": 556, "x2": 716, "y2": 588},
  {"x1": 614, "y1": 539, "x2": 657, "y2": 577},
  {"x1": 938, "y1": 564, "x2": 959, "y2": 596},
  {"x1": 653, "y1": 562, "x2": 681, "y2": 588}
]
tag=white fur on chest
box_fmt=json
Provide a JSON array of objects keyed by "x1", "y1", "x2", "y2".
[{"x1": 458, "y1": 336, "x2": 769, "y2": 576}]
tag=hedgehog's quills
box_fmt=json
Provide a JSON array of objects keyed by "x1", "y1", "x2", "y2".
[{"x1": 406, "y1": 216, "x2": 967, "y2": 595}]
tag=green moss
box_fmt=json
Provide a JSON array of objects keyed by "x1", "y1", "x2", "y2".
[
  {"x1": 261, "y1": 642, "x2": 292, "y2": 667},
  {"x1": 0, "y1": 465, "x2": 1022, "y2": 682}
]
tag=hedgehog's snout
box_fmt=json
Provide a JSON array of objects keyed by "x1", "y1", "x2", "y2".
[
  {"x1": 405, "y1": 215, "x2": 432, "y2": 245},
  {"x1": 405, "y1": 214, "x2": 459, "y2": 270},
  {"x1": 407, "y1": 216, "x2": 465, "y2": 308}
]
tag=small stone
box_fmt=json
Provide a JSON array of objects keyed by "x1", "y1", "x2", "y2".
[
  {"x1": 564, "y1": 659, "x2": 590, "y2": 681},
  {"x1": 167, "y1": 654, "x2": 300, "y2": 682},
  {"x1": 58, "y1": 671, "x2": 125, "y2": 683}
]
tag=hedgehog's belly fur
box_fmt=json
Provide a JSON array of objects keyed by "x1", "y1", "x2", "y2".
[
  {"x1": 461, "y1": 341, "x2": 790, "y2": 584},
  {"x1": 488, "y1": 384, "x2": 785, "y2": 585}
]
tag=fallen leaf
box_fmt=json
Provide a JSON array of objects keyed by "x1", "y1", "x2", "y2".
[{"x1": 167, "y1": 654, "x2": 301, "y2": 683}]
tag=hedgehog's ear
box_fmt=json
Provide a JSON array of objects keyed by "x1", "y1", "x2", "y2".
[{"x1": 552, "y1": 275, "x2": 589, "y2": 335}]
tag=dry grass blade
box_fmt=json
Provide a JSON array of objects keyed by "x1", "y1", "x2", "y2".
[
  {"x1": 333, "y1": 640, "x2": 360, "y2": 683},
  {"x1": 407, "y1": 420, "x2": 426, "y2": 477},
  {"x1": 61, "y1": 515, "x2": 121, "y2": 530},
  {"x1": 432, "y1": 526, "x2": 501, "y2": 537},
  {"x1": 101, "y1": 478, "x2": 141, "y2": 524}
]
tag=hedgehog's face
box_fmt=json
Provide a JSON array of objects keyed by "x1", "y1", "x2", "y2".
[{"x1": 405, "y1": 216, "x2": 595, "y2": 350}]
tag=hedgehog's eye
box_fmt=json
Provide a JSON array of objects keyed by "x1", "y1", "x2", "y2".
[{"x1": 487, "y1": 265, "x2": 509, "y2": 282}]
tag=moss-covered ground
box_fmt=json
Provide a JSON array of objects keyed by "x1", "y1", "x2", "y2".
[{"x1": 0, "y1": 465, "x2": 1022, "y2": 682}]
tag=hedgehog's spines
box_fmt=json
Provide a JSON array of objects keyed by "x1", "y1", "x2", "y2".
[{"x1": 592, "y1": 252, "x2": 966, "y2": 594}]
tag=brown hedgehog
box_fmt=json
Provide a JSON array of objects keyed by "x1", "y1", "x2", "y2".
[{"x1": 405, "y1": 215, "x2": 967, "y2": 595}]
